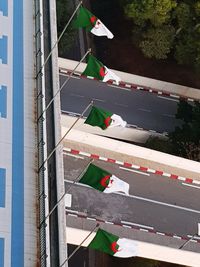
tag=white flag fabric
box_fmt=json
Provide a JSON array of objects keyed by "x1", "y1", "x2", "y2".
[
  {"x1": 198, "y1": 223, "x2": 200, "y2": 236},
  {"x1": 104, "y1": 175, "x2": 130, "y2": 195},
  {"x1": 109, "y1": 114, "x2": 127, "y2": 128},
  {"x1": 91, "y1": 19, "x2": 114, "y2": 39},
  {"x1": 114, "y1": 238, "x2": 138, "y2": 258},
  {"x1": 103, "y1": 66, "x2": 121, "y2": 85}
]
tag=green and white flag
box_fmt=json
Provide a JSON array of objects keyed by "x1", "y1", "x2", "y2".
[
  {"x1": 89, "y1": 229, "x2": 138, "y2": 258},
  {"x1": 84, "y1": 106, "x2": 127, "y2": 130},
  {"x1": 79, "y1": 164, "x2": 129, "y2": 195},
  {"x1": 82, "y1": 55, "x2": 121, "y2": 85},
  {"x1": 73, "y1": 6, "x2": 114, "y2": 39}
]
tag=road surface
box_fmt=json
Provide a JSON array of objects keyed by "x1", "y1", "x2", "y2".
[
  {"x1": 63, "y1": 153, "x2": 200, "y2": 237},
  {"x1": 60, "y1": 74, "x2": 182, "y2": 133}
]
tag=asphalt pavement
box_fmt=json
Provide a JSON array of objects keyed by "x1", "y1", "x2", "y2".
[
  {"x1": 63, "y1": 153, "x2": 200, "y2": 237},
  {"x1": 60, "y1": 74, "x2": 182, "y2": 133}
]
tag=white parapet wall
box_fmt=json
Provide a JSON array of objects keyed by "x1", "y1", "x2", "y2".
[
  {"x1": 66, "y1": 227, "x2": 200, "y2": 267},
  {"x1": 62, "y1": 127, "x2": 200, "y2": 180},
  {"x1": 61, "y1": 114, "x2": 164, "y2": 144},
  {"x1": 50, "y1": 0, "x2": 67, "y2": 265},
  {"x1": 58, "y1": 57, "x2": 200, "y2": 100}
]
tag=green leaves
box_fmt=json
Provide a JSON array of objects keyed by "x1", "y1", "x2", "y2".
[
  {"x1": 146, "y1": 100, "x2": 200, "y2": 161},
  {"x1": 124, "y1": 0, "x2": 177, "y2": 27},
  {"x1": 175, "y1": 100, "x2": 193, "y2": 123},
  {"x1": 169, "y1": 101, "x2": 200, "y2": 161},
  {"x1": 174, "y1": 3, "x2": 192, "y2": 29},
  {"x1": 56, "y1": 0, "x2": 76, "y2": 57},
  {"x1": 140, "y1": 26, "x2": 175, "y2": 59},
  {"x1": 122, "y1": 0, "x2": 200, "y2": 71}
]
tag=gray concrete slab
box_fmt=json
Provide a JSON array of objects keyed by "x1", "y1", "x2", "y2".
[
  {"x1": 66, "y1": 215, "x2": 200, "y2": 253},
  {"x1": 63, "y1": 154, "x2": 200, "y2": 211},
  {"x1": 63, "y1": 153, "x2": 200, "y2": 247},
  {"x1": 60, "y1": 75, "x2": 182, "y2": 133}
]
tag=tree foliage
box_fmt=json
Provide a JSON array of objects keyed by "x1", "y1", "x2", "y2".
[
  {"x1": 121, "y1": 0, "x2": 200, "y2": 70},
  {"x1": 56, "y1": 0, "x2": 76, "y2": 57},
  {"x1": 140, "y1": 26, "x2": 175, "y2": 59},
  {"x1": 146, "y1": 100, "x2": 200, "y2": 161},
  {"x1": 124, "y1": 0, "x2": 177, "y2": 27}
]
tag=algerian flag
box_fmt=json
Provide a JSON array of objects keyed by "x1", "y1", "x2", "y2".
[
  {"x1": 84, "y1": 106, "x2": 127, "y2": 130},
  {"x1": 79, "y1": 164, "x2": 129, "y2": 195},
  {"x1": 198, "y1": 223, "x2": 200, "y2": 236},
  {"x1": 82, "y1": 55, "x2": 121, "y2": 85},
  {"x1": 89, "y1": 229, "x2": 138, "y2": 258},
  {"x1": 73, "y1": 6, "x2": 114, "y2": 39}
]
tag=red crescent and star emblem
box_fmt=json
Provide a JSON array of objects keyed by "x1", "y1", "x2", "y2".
[
  {"x1": 100, "y1": 175, "x2": 113, "y2": 188},
  {"x1": 99, "y1": 66, "x2": 106, "y2": 77},
  {"x1": 104, "y1": 116, "x2": 111, "y2": 128},
  {"x1": 90, "y1": 16, "x2": 97, "y2": 26},
  {"x1": 110, "y1": 241, "x2": 120, "y2": 253}
]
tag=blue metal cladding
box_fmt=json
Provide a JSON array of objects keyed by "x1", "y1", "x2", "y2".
[
  {"x1": 0, "y1": 36, "x2": 8, "y2": 64},
  {"x1": 0, "y1": 0, "x2": 8, "y2": 16},
  {"x1": 11, "y1": 0, "x2": 24, "y2": 266},
  {"x1": 0, "y1": 168, "x2": 6, "y2": 207},
  {"x1": 0, "y1": 86, "x2": 7, "y2": 118},
  {"x1": 0, "y1": 238, "x2": 4, "y2": 267}
]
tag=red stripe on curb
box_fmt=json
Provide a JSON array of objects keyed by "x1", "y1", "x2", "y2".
[
  {"x1": 59, "y1": 68, "x2": 199, "y2": 102},
  {"x1": 170, "y1": 174, "x2": 178, "y2": 179},
  {"x1": 162, "y1": 92, "x2": 170, "y2": 96},
  {"x1": 185, "y1": 178, "x2": 193, "y2": 183},
  {"x1": 66, "y1": 211, "x2": 193, "y2": 243},
  {"x1": 148, "y1": 229, "x2": 157, "y2": 234},
  {"x1": 113, "y1": 223, "x2": 123, "y2": 227},
  {"x1": 77, "y1": 214, "x2": 87, "y2": 219},
  {"x1": 155, "y1": 170, "x2": 164, "y2": 175},
  {"x1": 71, "y1": 149, "x2": 79, "y2": 155},
  {"x1": 131, "y1": 84, "x2": 137, "y2": 89},
  {"x1": 152, "y1": 90, "x2": 158, "y2": 94},
  {"x1": 91, "y1": 154, "x2": 100, "y2": 159},
  {"x1": 96, "y1": 219, "x2": 105, "y2": 223},
  {"x1": 107, "y1": 158, "x2": 116, "y2": 163},
  {"x1": 63, "y1": 148, "x2": 197, "y2": 185},
  {"x1": 165, "y1": 233, "x2": 174, "y2": 237},
  {"x1": 119, "y1": 82, "x2": 126, "y2": 87},
  {"x1": 181, "y1": 236, "x2": 188, "y2": 240},
  {"x1": 106, "y1": 80, "x2": 113, "y2": 85},
  {"x1": 140, "y1": 166, "x2": 148, "y2": 172},
  {"x1": 123, "y1": 162, "x2": 132, "y2": 168},
  {"x1": 142, "y1": 88, "x2": 149, "y2": 92}
]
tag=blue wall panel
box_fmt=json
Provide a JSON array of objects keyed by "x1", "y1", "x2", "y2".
[
  {"x1": 0, "y1": 168, "x2": 6, "y2": 207},
  {"x1": 0, "y1": 0, "x2": 8, "y2": 16},
  {"x1": 0, "y1": 238, "x2": 4, "y2": 267},
  {"x1": 0, "y1": 86, "x2": 7, "y2": 118},
  {"x1": 11, "y1": 0, "x2": 24, "y2": 266},
  {"x1": 0, "y1": 36, "x2": 8, "y2": 64}
]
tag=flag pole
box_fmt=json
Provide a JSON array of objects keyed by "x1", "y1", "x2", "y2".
[
  {"x1": 39, "y1": 100, "x2": 93, "y2": 171},
  {"x1": 38, "y1": 48, "x2": 91, "y2": 121},
  {"x1": 39, "y1": 158, "x2": 93, "y2": 227},
  {"x1": 37, "y1": 0, "x2": 83, "y2": 75},
  {"x1": 179, "y1": 223, "x2": 200, "y2": 249},
  {"x1": 179, "y1": 234, "x2": 197, "y2": 249},
  {"x1": 60, "y1": 224, "x2": 99, "y2": 267}
]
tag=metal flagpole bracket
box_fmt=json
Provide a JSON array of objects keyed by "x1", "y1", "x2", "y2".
[
  {"x1": 36, "y1": 0, "x2": 83, "y2": 78},
  {"x1": 179, "y1": 222, "x2": 200, "y2": 249},
  {"x1": 38, "y1": 100, "x2": 93, "y2": 172},
  {"x1": 38, "y1": 158, "x2": 94, "y2": 228},
  {"x1": 59, "y1": 224, "x2": 100, "y2": 267},
  {"x1": 37, "y1": 48, "x2": 92, "y2": 122}
]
